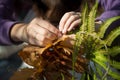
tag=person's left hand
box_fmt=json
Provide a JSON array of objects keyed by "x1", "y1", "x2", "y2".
[{"x1": 59, "y1": 11, "x2": 81, "y2": 34}]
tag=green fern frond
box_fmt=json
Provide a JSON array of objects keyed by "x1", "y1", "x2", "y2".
[
  {"x1": 93, "y1": 73, "x2": 98, "y2": 80},
  {"x1": 93, "y1": 50, "x2": 108, "y2": 62},
  {"x1": 98, "y1": 16, "x2": 120, "y2": 38},
  {"x1": 61, "y1": 73, "x2": 65, "y2": 80},
  {"x1": 73, "y1": 0, "x2": 120, "y2": 80},
  {"x1": 80, "y1": 3, "x2": 88, "y2": 31},
  {"x1": 88, "y1": 0, "x2": 98, "y2": 33},
  {"x1": 87, "y1": 74, "x2": 91, "y2": 80},
  {"x1": 81, "y1": 73, "x2": 86, "y2": 80},
  {"x1": 95, "y1": 63, "x2": 103, "y2": 78},
  {"x1": 92, "y1": 58, "x2": 109, "y2": 78},
  {"x1": 110, "y1": 60, "x2": 120, "y2": 69},
  {"x1": 72, "y1": 31, "x2": 85, "y2": 80},
  {"x1": 105, "y1": 27, "x2": 120, "y2": 46},
  {"x1": 93, "y1": 58, "x2": 120, "y2": 79},
  {"x1": 108, "y1": 70, "x2": 120, "y2": 79},
  {"x1": 108, "y1": 46, "x2": 120, "y2": 57}
]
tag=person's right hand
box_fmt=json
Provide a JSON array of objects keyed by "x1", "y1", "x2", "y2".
[
  {"x1": 59, "y1": 11, "x2": 81, "y2": 34},
  {"x1": 11, "y1": 17, "x2": 62, "y2": 47}
]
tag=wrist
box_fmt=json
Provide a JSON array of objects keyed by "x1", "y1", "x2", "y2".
[{"x1": 10, "y1": 23, "x2": 27, "y2": 43}]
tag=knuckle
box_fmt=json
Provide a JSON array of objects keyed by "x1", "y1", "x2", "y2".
[
  {"x1": 65, "y1": 12, "x2": 69, "y2": 15},
  {"x1": 71, "y1": 15, "x2": 76, "y2": 19},
  {"x1": 42, "y1": 30, "x2": 48, "y2": 35},
  {"x1": 69, "y1": 11, "x2": 75, "y2": 14},
  {"x1": 65, "y1": 12, "x2": 71, "y2": 16},
  {"x1": 53, "y1": 29, "x2": 58, "y2": 34}
]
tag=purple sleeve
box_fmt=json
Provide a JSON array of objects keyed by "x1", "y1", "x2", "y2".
[
  {"x1": 0, "y1": 0, "x2": 20, "y2": 45},
  {"x1": 97, "y1": 0, "x2": 120, "y2": 39},
  {"x1": 97, "y1": 0, "x2": 120, "y2": 21},
  {"x1": 0, "y1": 19, "x2": 18, "y2": 45}
]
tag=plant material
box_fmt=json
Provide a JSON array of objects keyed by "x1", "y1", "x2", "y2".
[
  {"x1": 72, "y1": 1, "x2": 120, "y2": 80},
  {"x1": 11, "y1": 35, "x2": 88, "y2": 80},
  {"x1": 11, "y1": 1, "x2": 120, "y2": 80}
]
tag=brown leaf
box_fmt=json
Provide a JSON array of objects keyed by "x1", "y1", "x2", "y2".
[
  {"x1": 16, "y1": 35, "x2": 88, "y2": 80},
  {"x1": 10, "y1": 68, "x2": 35, "y2": 80}
]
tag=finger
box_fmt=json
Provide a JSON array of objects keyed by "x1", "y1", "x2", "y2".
[
  {"x1": 29, "y1": 36, "x2": 52, "y2": 47},
  {"x1": 35, "y1": 33, "x2": 54, "y2": 44},
  {"x1": 28, "y1": 25, "x2": 57, "y2": 41},
  {"x1": 67, "y1": 19, "x2": 81, "y2": 32},
  {"x1": 62, "y1": 15, "x2": 80, "y2": 34},
  {"x1": 36, "y1": 18, "x2": 62, "y2": 37},
  {"x1": 36, "y1": 28, "x2": 57, "y2": 41},
  {"x1": 28, "y1": 38, "x2": 46, "y2": 47},
  {"x1": 59, "y1": 12, "x2": 75, "y2": 32}
]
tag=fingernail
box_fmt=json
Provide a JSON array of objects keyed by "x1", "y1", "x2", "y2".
[
  {"x1": 62, "y1": 29, "x2": 66, "y2": 34},
  {"x1": 58, "y1": 27, "x2": 61, "y2": 32},
  {"x1": 68, "y1": 28, "x2": 71, "y2": 31},
  {"x1": 59, "y1": 28, "x2": 62, "y2": 32}
]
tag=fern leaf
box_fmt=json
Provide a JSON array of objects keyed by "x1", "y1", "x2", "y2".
[
  {"x1": 73, "y1": 33, "x2": 83, "y2": 63},
  {"x1": 61, "y1": 73, "x2": 65, "y2": 80},
  {"x1": 95, "y1": 64, "x2": 103, "y2": 78},
  {"x1": 88, "y1": 0, "x2": 98, "y2": 33},
  {"x1": 108, "y1": 69, "x2": 120, "y2": 79},
  {"x1": 80, "y1": 3, "x2": 88, "y2": 31},
  {"x1": 98, "y1": 16, "x2": 120, "y2": 38},
  {"x1": 80, "y1": 73, "x2": 86, "y2": 80},
  {"x1": 105, "y1": 27, "x2": 120, "y2": 46},
  {"x1": 93, "y1": 58, "x2": 120, "y2": 79},
  {"x1": 93, "y1": 73, "x2": 98, "y2": 80},
  {"x1": 110, "y1": 60, "x2": 120, "y2": 69},
  {"x1": 87, "y1": 74, "x2": 91, "y2": 80},
  {"x1": 93, "y1": 50, "x2": 108, "y2": 62},
  {"x1": 108, "y1": 46, "x2": 120, "y2": 57}
]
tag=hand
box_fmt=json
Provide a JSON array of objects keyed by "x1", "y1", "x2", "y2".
[
  {"x1": 11, "y1": 17, "x2": 62, "y2": 47},
  {"x1": 60, "y1": 34, "x2": 75, "y2": 48},
  {"x1": 59, "y1": 11, "x2": 81, "y2": 34},
  {"x1": 95, "y1": 20, "x2": 103, "y2": 32}
]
